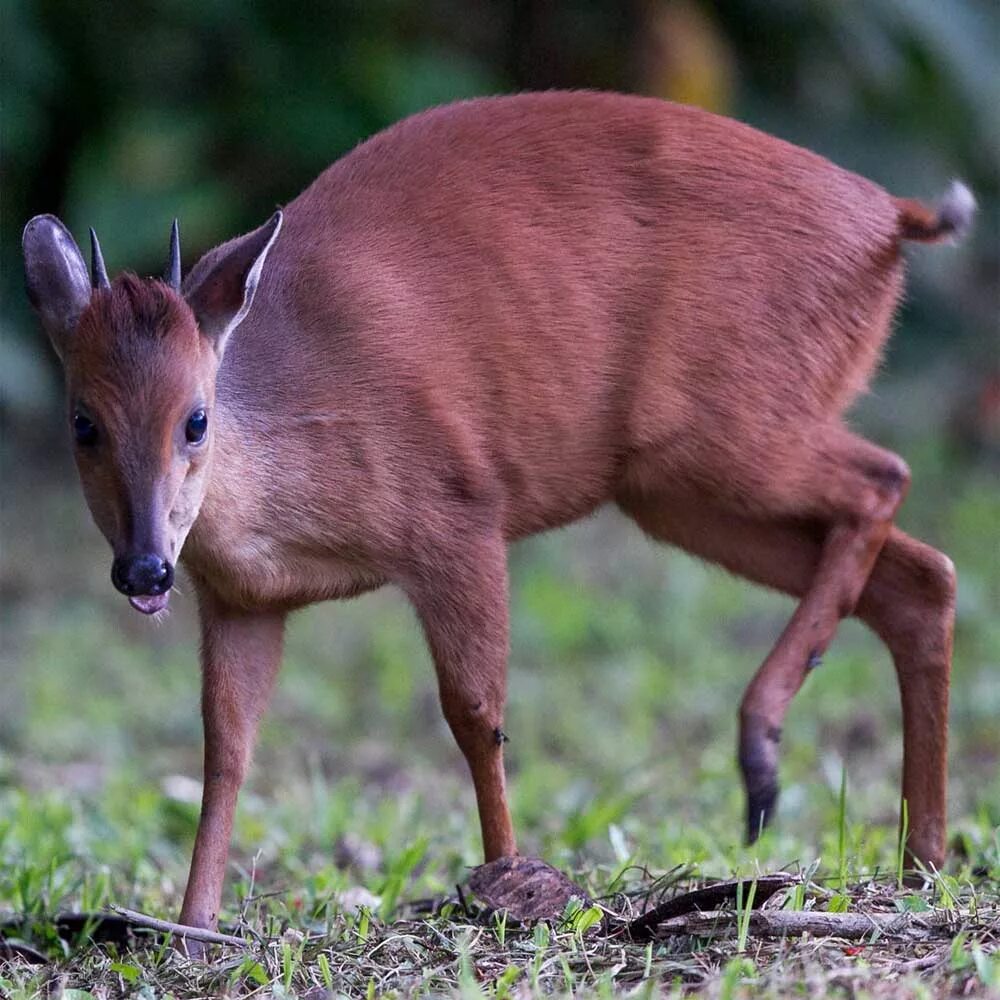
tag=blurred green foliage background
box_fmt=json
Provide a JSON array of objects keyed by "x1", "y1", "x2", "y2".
[
  {"x1": 0, "y1": 0, "x2": 997, "y2": 920},
  {"x1": 2, "y1": 0, "x2": 997, "y2": 414}
]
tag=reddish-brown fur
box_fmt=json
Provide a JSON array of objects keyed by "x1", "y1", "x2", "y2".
[{"x1": 25, "y1": 92, "x2": 968, "y2": 944}]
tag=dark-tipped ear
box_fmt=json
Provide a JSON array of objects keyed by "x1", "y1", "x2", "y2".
[
  {"x1": 22, "y1": 215, "x2": 92, "y2": 362},
  {"x1": 182, "y1": 211, "x2": 283, "y2": 357}
]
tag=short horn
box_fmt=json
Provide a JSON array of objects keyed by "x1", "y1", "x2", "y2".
[
  {"x1": 89, "y1": 228, "x2": 111, "y2": 290},
  {"x1": 165, "y1": 219, "x2": 181, "y2": 291}
]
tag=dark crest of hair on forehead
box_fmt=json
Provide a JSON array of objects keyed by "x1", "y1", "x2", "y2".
[{"x1": 82, "y1": 273, "x2": 193, "y2": 344}]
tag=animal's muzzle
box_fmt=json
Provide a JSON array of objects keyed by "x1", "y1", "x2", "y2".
[{"x1": 111, "y1": 553, "x2": 174, "y2": 596}]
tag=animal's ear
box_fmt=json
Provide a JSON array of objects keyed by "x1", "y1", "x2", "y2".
[
  {"x1": 183, "y1": 211, "x2": 283, "y2": 358},
  {"x1": 22, "y1": 215, "x2": 92, "y2": 362}
]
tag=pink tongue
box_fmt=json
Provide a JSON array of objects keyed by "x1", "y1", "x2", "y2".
[{"x1": 129, "y1": 592, "x2": 170, "y2": 615}]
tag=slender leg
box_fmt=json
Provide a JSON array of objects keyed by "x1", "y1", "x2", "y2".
[
  {"x1": 178, "y1": 590, "x2": 285, "y2": 946},
  {"x1": 618, "y1": 428, "x2": 951, "y2": 867},
  {"x1": 404, "y1": 535, "x2": 516, "y2": 861},
  {"x1": 856, "y1": 530, "x2": 955, "y2": 870},
  {"x1": 736, "y1": 520, "x2": 902, "y2": 840},
  {"x1": 735, "y1": 433, "x2": 910, "y2": 842}
]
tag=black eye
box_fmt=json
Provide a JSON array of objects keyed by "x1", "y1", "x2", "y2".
[
  {"x1": 185, "y1": 408, "x2": 208, "y2": 444},
  {"x1": 73, "y1": 411, "x2": 98, "y2": 447}
]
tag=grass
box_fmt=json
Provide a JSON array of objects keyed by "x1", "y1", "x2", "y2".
[{"x1": 1, "y1": 378, "x2": 998, "y2": 997}]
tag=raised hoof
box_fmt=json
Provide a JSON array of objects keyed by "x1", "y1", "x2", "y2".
[
  {"x1": 739, "y1": 721, "x2": 781, "y2": 844},
  {"x1": 745, "y1": 780, "x2": 779, "y2": 844}
]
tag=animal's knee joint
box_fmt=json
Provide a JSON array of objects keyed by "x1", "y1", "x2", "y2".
[
  {"x1": 924, "y1": 550, "x2": 957, "y2": 608},
  {"x1": 857, "y1": 456, "x2": 910, "y2": 522},
  {"x1": 876, "y1": 456, "x2": 911, "y2": 507}
]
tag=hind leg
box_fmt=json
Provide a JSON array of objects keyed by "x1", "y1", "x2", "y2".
[
  {"x1": 855, "y1": 532, "x2": 954, "y2": 869},
  {"x1": 619, "y1": 490, "x2": 952, "y2": 866},
  {"x1": 618, "y1": 425, "x2": 953, "y2": 865}
]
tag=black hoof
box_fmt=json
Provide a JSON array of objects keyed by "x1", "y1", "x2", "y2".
[
  {"x1": 739, "y1": 719, "x2": 781, "y2": 844},
  {"x1": 745, "y1": 781, "x2": 779, "y2": 844}
]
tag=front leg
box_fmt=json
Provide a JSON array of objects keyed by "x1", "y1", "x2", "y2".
[
  {"x1": 178, "y1": 590, "x2": 285, "y2": 943},
  {"x1": 405, "y1": 535, "x2": 516, "y2": 861}
]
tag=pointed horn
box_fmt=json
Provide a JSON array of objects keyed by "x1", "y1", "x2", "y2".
[
  {"x1": 89, "y1": 228, "x2": 110, "y2": 290},
  {"x1": 165, "y1": 219, "x2": 181, "y2": 291}
]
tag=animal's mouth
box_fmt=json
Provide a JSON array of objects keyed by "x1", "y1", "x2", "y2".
[
  {"x1": 111, "y1": 554, "x2": 175, "y2": 613},
  {"x1": 128, "y1": 592, "x2": 170, "y2": 615}
]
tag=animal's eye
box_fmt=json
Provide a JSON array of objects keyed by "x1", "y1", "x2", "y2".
[
  {"x1": 73, "y1": 411, "x2": 98, "y2": 447},
  {"x1": 185, "y1": 408, "x2": 208, "y2": 445}
]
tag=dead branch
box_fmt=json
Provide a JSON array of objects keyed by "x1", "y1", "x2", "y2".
[
  {"x1": 627, "y1": 874, "x2": 796, "y2": 940},
  {"x1": 109, "y1": 905, "x2": 250, "y2": 948},
  {"x1": 645, "y1": 906, "x2": 998, "y2": 941}
]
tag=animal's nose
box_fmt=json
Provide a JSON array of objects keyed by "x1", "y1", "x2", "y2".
[{"x1": 111, "y1": 554, "x2": 174, "y2": 596}]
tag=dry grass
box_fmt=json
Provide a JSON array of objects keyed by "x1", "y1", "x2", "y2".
[{"x1": 3, "y1": 863, "x2": 998, "y2": 998}]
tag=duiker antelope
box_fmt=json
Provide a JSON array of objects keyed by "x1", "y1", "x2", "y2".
[{"x1": 24, "y1": 92, "x2": 972, "y2": 936}]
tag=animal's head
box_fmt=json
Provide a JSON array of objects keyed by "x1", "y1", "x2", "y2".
[{"x1": 22, "y1": 212, "x2": 282, "y2": 613}]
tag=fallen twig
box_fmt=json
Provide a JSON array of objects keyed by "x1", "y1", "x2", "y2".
[
  {"x1": 626, "y1": 874, "x2": 796, "y2": 940},
  {"x1": 645, "y1": 906, "x2": 998, "y2": 941},
  {"x1": 897, "y1": 950, "x2": 949, "y2": 973},
  {"x1": 108, "y1": 905, "x2": 250, "y2": 948}
]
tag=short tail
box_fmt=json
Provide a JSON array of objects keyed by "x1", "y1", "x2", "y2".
[{"x1": 896, "y1": 180, "x2": 976, "y2": 243}]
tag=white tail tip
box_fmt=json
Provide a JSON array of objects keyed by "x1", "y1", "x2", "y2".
[{"x1": 939, "y1": 180, "x2": 977, "y2": 242}]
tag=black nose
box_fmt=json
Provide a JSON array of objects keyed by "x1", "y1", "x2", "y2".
[{"x1": 111, "y1": 554, "x2": 174, "y2": 596}]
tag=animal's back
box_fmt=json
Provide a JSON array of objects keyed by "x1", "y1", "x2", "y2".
[{"x1": 223, "y1": 92, "x2": 905, "y2": 539}]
